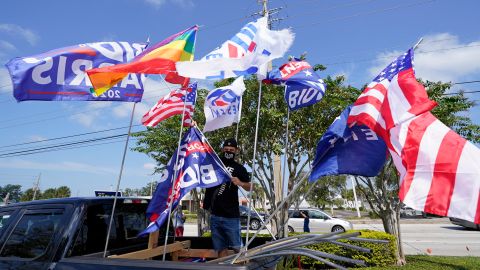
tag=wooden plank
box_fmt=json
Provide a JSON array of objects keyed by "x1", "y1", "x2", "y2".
[
  {"x1": 177, "y1": 249, "x2": 235, "y2": 259},
  {"x1": 148, "y1": 231, "x2": 159, "y2": 249},
  {"x1": 109, "y1": 240, "x2": 191, "y2": 260}
]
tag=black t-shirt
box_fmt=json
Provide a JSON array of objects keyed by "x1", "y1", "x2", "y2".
[{"x1": 203, "y1": 158, "x2": 250, "y2": 218}]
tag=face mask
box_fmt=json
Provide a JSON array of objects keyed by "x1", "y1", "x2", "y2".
[{"x1": 224, "y1": 151, "x2": 235, "y2": 160}]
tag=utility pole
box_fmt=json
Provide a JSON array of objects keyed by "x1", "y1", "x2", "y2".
[{"x1": 32, "y1": 173, "x2": 41, "y2": 201}]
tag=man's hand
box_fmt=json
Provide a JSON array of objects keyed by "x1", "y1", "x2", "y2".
[
  {"x1": 231, "y1": 177, "x2": 252, "y2": 190},
  {"x1": 231, "y1": 177, "x2": 242, "y2": 187}
]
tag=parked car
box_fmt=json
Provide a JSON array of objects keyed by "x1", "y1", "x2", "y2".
[
  {"x1": 287, "y1": 208, "x2": 353, "y2": 233},
  {"x1": 399, "y1": 206, "x2": 424, "y2": 217},
  {"x1": 239, "y1": 205, "x2": 265, "y2": 230},
  {"x1": 449, "y1": 217, "x2": 480, "y2": 230}
]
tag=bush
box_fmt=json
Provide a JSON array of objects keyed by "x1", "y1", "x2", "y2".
[{"x1": 286, "y1": 230, "x2": 397, "y2": 269}]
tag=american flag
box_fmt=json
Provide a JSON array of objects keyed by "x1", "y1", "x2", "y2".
[
  {"x1": 142, "y1": 83, "x2": 197, "y2": 127},
  {"x1": 348, "y1": 48, "x2": 480, "y2": 224}
]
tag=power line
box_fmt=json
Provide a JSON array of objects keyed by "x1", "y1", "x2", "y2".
[
  {"x1": 0, "y1": 133, "x2": 129, "y2": 158},
  {"x1": 443, "y1": 90, "x2": 480, "y2": 96},
  {"x1": 0, "y1": 86, "x2": 172, "y2": 130},
  {"x1": 0, "y1": 125, "x2": 141, "y2": 149},
  {"x1": 0, "y1": 137, "x2": 138, "y2": 159},
  {"x1": 453, "y1": 81, "x2": 480, "y2": 85},
  {"x1": 293, "y1": 0, "x2": 436, "y2": 29}
]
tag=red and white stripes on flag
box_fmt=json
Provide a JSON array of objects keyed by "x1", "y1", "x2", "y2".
[
  {"x1": 390, "y1": 112, "x2": 480, "y2": 223},
  {"x1": 348, "y1": 48, "x2": 480, "y2": 224},
  {"x1": 142, "y1": 83, "x2": 197, "y2": 127}
]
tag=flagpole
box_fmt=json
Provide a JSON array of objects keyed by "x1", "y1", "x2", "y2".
[
  {"x1": 245, "y1": 80, "x2": 263, "y2": 249},
  {"x1": 235, "y1": 96, "x2": 242, "y2": 141},
  {"x1": 231, "y1": 168, "x2": 311, "y2": 264},
  {"x1": 413, "y1": 37, "x2": 423, "y2": 51},
  {"x1": 160, "y1": 78, "x2": 189, "y2": 261},
  {"x1": 244, "y1": 0, "x2": 270, "y2": 249},
  {"x1": 103, "y1": 101, "x2": 137, "y2": 258}
]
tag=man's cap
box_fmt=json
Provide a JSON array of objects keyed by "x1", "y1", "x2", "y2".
[{"x1": 223, "y1": 138, "x2": 238, "y2": 148}]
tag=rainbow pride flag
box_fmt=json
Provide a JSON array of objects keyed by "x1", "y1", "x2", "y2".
[{"x1": 87, "y1": 25, "x2": 197, "y2": 97}]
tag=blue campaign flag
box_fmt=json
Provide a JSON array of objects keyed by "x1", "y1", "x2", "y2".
[
  {"x1": 6, "y1": 41, "x2": 147, "y2": 102},
  {"x1": 140, "y1": 126, "x2": 231, "y2": 236},
  {"x1": 264, "y1": 60, "x2": 326, "y2": 111},
  {"x1": 310, "y1": 106, "x2": 388, "y2": 182}
]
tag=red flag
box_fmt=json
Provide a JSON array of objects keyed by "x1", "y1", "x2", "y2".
[
  {"x1": 348, "y1": 48, "x2": 480, "y2": 224},
  {"x1": 142, "y1": 83, "x2": 197, "y2": 127}
]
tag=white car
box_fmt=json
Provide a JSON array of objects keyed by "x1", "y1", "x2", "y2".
[{"x1": 287, "y1": 208, "x2": 353, "y2": 233}]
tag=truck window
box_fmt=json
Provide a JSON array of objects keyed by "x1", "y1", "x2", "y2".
[
  {"x1": 0, "y1": 210, "x2": 64, "y2": 259},
  {"x1": 68, "y1": 202, "x2": 149, "y2": 257},
  {"x1": 0, "y1": 211, "x2": 14, "y2": 236}
]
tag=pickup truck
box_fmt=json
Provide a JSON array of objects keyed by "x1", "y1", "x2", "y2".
[{"x1": 0, "y1": 197, "x2": 274, "y2": 270}]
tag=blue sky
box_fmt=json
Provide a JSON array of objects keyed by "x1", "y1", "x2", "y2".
[{"x1": 0, "y1": 0, "x2": 478, "y2": 196}]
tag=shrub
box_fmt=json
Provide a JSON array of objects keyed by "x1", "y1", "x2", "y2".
[{"x1": 288, "y1": 230, "x2": 397, "y2": 269}]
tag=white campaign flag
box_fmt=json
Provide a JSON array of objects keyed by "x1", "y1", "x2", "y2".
[
  {"x1": 203, "y1": 77, "x2": 246, "y2": 132},
  {"x1": 176, "y1": 17, "x2": 294, "y2": 80}
]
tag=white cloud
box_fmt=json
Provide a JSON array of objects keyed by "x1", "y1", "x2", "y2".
[
  {"x1": 172, "y1": 0, "x2": 194, "y2": 8},
  {"x1": 69, "y1": 102, "x2": 112, "y2": 128},
  {"x1": 0, "y1": 40, "x2": 16, "y2": 51},
  {"x1": 0, "y1": 67, "x2": 12, "y2": 93},
  {"x1": 144, "y1": 0, "x2": 167, "y2": 8},
  {"x1": 0, "y1": 24, "x2": 39, "y2": 45},
  {"x1": 68, "y1": 77, "x2": 170, "y2": 128},
  {"x1": 143, "y1": 163, "x2": 156, "y2": 170},
  {"x1": 26, "y1": 135, "x2": 48, "y2": 142},
  {"x1": 144, "y1": 0, "x2": 194, "y2": 9},
  {"x1": 0, "y1": 159, "x2": 117, "y2": 175},
  {"x1": 368, "y1": 33, "x2": 480, "y2": 83}
]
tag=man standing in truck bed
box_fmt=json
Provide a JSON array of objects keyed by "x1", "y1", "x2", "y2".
[{"x1": 203, "y1": 138, "x2": 252, "y2": 258}]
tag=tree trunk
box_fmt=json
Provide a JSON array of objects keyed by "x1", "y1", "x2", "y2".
[{"x1": 380, "y1": 207, "x2": 406, "y2": 266}]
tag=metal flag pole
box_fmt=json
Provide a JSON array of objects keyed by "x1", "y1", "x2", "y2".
[
  {"x1": 200, "y1": 134, "x2": 276, "y2": 240},
  {"x1": 231, "y1": 168, "x2": 311, "y2": 264},
  {"x1": 103, "y1": 101, "x2": 137, "y2": 258},
  {"x1": 235, "y1": 96, "x2": 242, "y2": 141},
  {"x1": 245, "y1": 79, "x2": 263, "y2": 249},
  {"x1": 161, "y1": 79, "x2": 189, "y2": 261},
  {"x1": 244, "y1": 0, "x2": 270, "y2": 248},
  {"x1": 413, "y1": 37, "x2": 423, "y2": 51}
]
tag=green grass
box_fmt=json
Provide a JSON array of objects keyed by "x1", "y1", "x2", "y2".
[{"x1": 362, "y1": 255, "x2": 480, "y2": 269}]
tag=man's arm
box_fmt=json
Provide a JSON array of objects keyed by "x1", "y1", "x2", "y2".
[{"x1": 231, "y1": 177, "x2": 253, "y2": 190}]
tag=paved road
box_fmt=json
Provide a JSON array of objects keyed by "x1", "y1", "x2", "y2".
[
  {"x1": 354, "y1": 222, "x2": 480, "y2": 256},
  {"x1": 184, "y1": 219, "x2": 480, "y2": 256}
]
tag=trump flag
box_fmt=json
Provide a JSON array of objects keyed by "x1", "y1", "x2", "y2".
[
  {"x1": 203, "y1": 77, "x2": 246, "y2": 132},
  {"x1": 310, "y1": 105, "x2": 387, "y2": 181},
  {"x1": 176, "y1": 17, "x2": 294, "y2": 80},
  {"x1": 140, "y1": 127, "x2": 231, "y2": 235}
]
